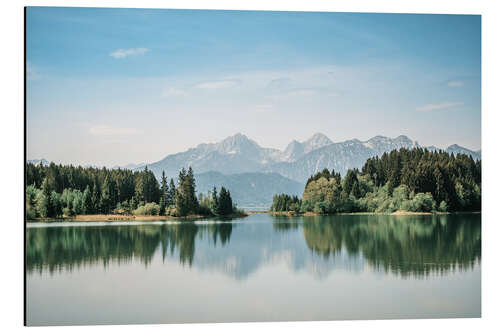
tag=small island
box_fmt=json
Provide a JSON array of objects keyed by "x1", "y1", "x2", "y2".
[
  {"x1": 270, "y1": 148, "x2": 481, "y2": 216},
  {"x1": 26, "y1": 165, "x2": 246, "y2": 222}
]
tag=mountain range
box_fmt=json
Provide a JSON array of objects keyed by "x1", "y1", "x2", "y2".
[
  {"x1": 27, "y1": 158, "x2": 50, "y2": 167},
  {"x1": 195, "y1": 171, "x2": 303, "y2": 208},
  {"x1": 29, "y1": 133, "x2": 481, "y2": 207},
  {"x1": 141, "y1": 133, "x2": 480, "y2": 182}
]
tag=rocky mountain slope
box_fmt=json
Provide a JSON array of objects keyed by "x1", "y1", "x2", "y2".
[
  {"x1": 195, "y1": 171, "x2": 304, "y2": 208},
  {"x1": 142, "y1": 133, "x2": 480, "y2": 183}
]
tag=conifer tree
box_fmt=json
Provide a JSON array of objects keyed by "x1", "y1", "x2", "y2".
[
  {"x1": 211, "y1": 186, "x2": 219, "y2": 215},
  {"x1": 91, "y1": 182, "x2": 100, "y2": 213},
  {"x1": 186, "y1": 167, "x2": 199, "y2": 213},
  {"x1": 176, "y1": 168, "x2": 189, "y2": 216},
  {"x1": 159, "y1": 171, "x2": 167, "y2": 215},
  {"x1": 100, "y1": 176, "x2": 112, "y2": 213},
  {"x1": 82, "y1": 185, "x2": 92, "y2": 214},
  {"x1": 217, "y1": 187, "x2": 233, "y2": 216},
  {"x1": 167, "y1": 178, "x2": 176, "y2": 206}
]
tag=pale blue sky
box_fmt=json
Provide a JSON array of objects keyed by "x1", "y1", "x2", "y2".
[{"x1": 26, "y1": 7, "x2": 481, "y2": 167}]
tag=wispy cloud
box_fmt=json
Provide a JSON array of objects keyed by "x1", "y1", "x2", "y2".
[
  {"x1": 109, "y1": 48, "x2": 149, "y2": 59},
  {"x1": 267, "y1": 77, "x2": 292, "y2": 91},
  {"x1": 195, "y1": 80, "x2": 239, "y2": 89},
  {"x1": 447, "y1": 80, "x2": 464, "y2": 87},
  {"x1": 89, "y1": 125, "x2": 141, "y2": 136},
  {"x1": 416, "y1": 102, "x2": 464, "y2": 111},
  {"x1": 162, "y1": 87, "x2": 187, "y2": 97}
]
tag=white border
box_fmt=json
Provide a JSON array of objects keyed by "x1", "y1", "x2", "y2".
[{"x1": 1, "y1": 0, "x2": 499, "y2": 332}]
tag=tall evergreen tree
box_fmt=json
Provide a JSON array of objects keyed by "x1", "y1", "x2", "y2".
[
  {"x1": 82, "y1": 185, "x2": 92, "y2": 214},
  {"x1": 167, "y1": 178, "x2": 176, "y2": 206},
  {"x1": 159, "y1": 171, "x2": 168, "y2": 215},
  {"x1": 176, "y1": 168, "x2": 189, "y2": 216},
  {"x1": 91, "y1": 182, "x2": 100, "y2": 214},
  {"x1": 211, "y1": 186, "x2": 219, "y2": 215},
  {"x1": 343, "y1": 169, "x2": 358, "y2": 195},
  {"x1": 217, "y1": 187, "x2": 233, "y2": 216},
  {"x1": 100, "y1": 176, "x2": 112, "y2": 213},
  {"x1": 185, "y1": 167, "x2": 199, "y2": 213}
]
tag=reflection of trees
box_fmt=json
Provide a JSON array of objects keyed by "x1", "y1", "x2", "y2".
[
  {"x1": 302, "y1": 214, "x2": 481, "y2": 277},
  {"x1": 272, "y1": 216, "x2": 301, "y2": 232},
  {"x1": 27, "y1": 223, "x2": 233, "y2": 274},
  {"x1": 27, "y1": 215, "x2": 481, "y2": 279}
]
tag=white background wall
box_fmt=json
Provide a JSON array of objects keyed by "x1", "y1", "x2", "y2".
[{"x1": 1, "y1": 0, "x2": 499, "y2": 332}]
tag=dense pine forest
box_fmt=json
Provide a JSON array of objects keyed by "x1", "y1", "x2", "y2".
[
  {"x1": 26, "y1": 164, "x2": 240, "y2": 219},
  {"x1": 271, "y1": 148, "x2": 481, "y2": 214}
]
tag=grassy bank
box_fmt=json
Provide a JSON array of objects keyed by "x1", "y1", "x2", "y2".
[
  {"x1": 268, "y1": 210, "x2": 468, "y2": 217},
  {"x1": 27, "y1": 211, "x2": 248, "y2": 223}
]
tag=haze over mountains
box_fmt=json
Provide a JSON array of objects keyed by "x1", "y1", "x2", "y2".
[
  {"x1": 29, "y1": 133, "x2": 481, "y2": 207},
  {"x1": 140, "y1": 133, "x2": 480, "y2": 181},
  {"x1": 137, "y1": 133, "x2": 480, "y2": 207}
]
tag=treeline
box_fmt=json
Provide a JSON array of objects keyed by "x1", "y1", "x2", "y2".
[
  {"x1": 26, "y1": 163, "x2": 241, "y2": 219},
  {"x1": 271, "y1": 148, "x2": 481, "y2": 214},
  {"x1": 270, "y1": 194, "x2": 301, "y2": 212}
]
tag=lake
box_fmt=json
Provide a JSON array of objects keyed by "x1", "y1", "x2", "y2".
[{"x1": 26, "y1": 213, "x2": 481, "y2": 326}]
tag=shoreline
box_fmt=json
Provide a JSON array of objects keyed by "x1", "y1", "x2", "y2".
[
  {"x1": 27, "y1": 212, "x2": 248, "y2": 223},
  {"x1": 26, "y1": 210, "x2": 480, "y2": 223},
  {"x1": 268, "y1": 210, "x2": 480, "y2": 217}
]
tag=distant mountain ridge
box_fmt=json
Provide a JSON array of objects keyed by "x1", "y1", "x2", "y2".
[
  {"x1": 27, "y1": 158, "x2": 49, "y2": 167},
  {"x1": 263, "y1": 135, "x2": 423, "y2": 182},
  {"x1": 28, "y1": 134, "x2": 480, "y2": 207},
  {"x1": 28, "y1": 134, "x2": 481, "y2": 181},
  {"x1": 195, "y1": 171, "x2": 303, "y2": 208},
  {"x1": 283, "y1": 133, "x2": 333, "y2": 162},
  {"x1": 141, "y1": 133, "x2": 480, "y2": 183}
]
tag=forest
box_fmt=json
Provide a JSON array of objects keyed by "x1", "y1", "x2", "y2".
[
  {"x1": 270, "y1": 148, "x2": 481, "y2": 214},
  {"x1": 26, "y1": 163, "x2": 240, "y2": 219}
]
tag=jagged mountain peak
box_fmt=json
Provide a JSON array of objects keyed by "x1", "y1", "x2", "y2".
[
  {"x1": 193, "y1": 133, "x2": 260, "y2": 154},
  {"x1": 140, "y1": 133, "x2": 480, "y2": 187},
  {"x1": 447, "y1": 144, "x2": 462, "y2": 150},
  {"x1": 445, "y1": 144, "x2": 481, "y2": 160},
  {"x1": 283, "y1": 140, "x2": 305, "y2": 162},
  {"x1": 446, "y1": 143, "x2": 479, "y2": 152},
  {"x1": 363, "y1": 134, "x2": 418, "y2": 152},
  {"x1": 393, "y1": 135, "x2": 415, "y2": 145},
  {"x1": 368, "y1": 135, "x2": 387, "y2": 140},
  {"x1": 27, "y1": 158, "x2": 49, "y2": 166},
  {"x1": 216, "y1": 133, "x2": 261, "y2": 154},
  {"x1": 367, "y1": 135, "x2": 401, "y2": 142},
  {"x1": 223, "y1": 132, "x2": 250, "y2": 142},
  {"x1": 303, "y1": 133, "x2": 333, "y2": 153},
  {"x1": 306, "y1": 132, "x2": 332, "y2": 144},
  {"x1": 284, "y1": 139, "x2": 302, "y2": 151}
]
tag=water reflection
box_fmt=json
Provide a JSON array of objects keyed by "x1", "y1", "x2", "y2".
[
  {"x1": 300, "y1": 214, "x2": 481, "y2": 277},
  {"x1": 27, "y1": 223, "x2": 233, "y2": 274},
  {"x1": 27, "y1": 214, "x2": 480, "y2": 279}
]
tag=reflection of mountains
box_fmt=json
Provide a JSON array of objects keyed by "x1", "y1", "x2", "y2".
[{"x1": 27, "y1": 214, "x2": 480, "y2": 279}]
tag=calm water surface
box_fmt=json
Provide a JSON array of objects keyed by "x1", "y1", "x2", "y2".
[{"x1": 26, "y1": 213, "x2": 481, "y2": 325}]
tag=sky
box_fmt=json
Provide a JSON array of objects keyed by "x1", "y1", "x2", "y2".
[{"x1": 26, "y1": 7, "x2": 481, "y2": 167}]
